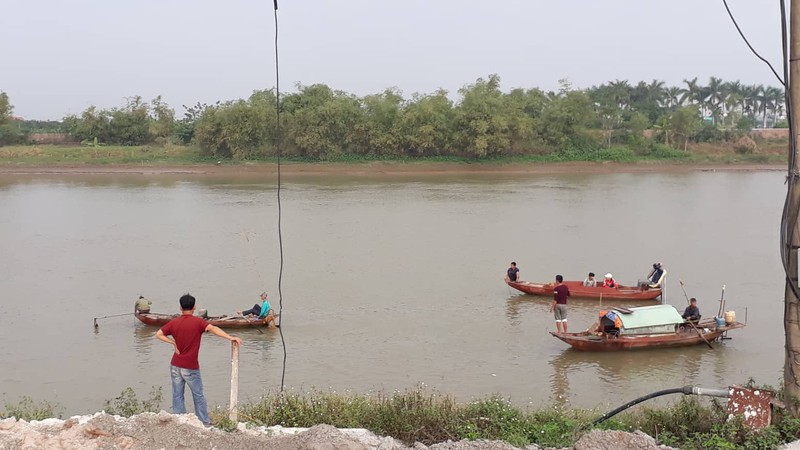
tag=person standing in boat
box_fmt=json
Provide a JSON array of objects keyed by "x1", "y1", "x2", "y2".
[
  {"x1": 238, "y1": 291, "x2": 276, "y2": 326},
  {"x1": 682, "y1": 298, "x2": 701, "y2": 321},
  {"x1": 583, "y1": 272, "x2": 597, "y2": 287},
  {"x1": 551, "y1": 274, "x2": 570, "y2": 334},
  {"x1": 603, "y1": 273, "x2": 618, "y2": 288},
  {"x1": 155, "y1": 293, "x2": 242, "y2": 426},
  {"x1": 505, "y1": 262, "x2": 520, "y2": 282}
]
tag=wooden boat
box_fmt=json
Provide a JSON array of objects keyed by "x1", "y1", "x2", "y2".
[
  {"x1": 135, "y1": 309, "x2": 276, "y2": 328},
  {"x1": 550, "y1": 304, "x2": 745, "y2": 351},
  {"x1": 507, "y1": 280, "x2": 662, "y2": 301}
]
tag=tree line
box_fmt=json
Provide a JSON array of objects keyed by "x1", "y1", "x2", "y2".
[{"x1": 0, "y1": 75, "x2": 787, "y2": 159}]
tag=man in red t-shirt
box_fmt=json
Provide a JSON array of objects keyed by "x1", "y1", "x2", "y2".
[
  {"x1": 156, "y1": 293, "x2": 242, "y2": 426},
  {"x1": 550, "y1": 274, "x2": 570, "y2": 334}
]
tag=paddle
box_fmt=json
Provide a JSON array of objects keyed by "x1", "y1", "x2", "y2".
[
  {"x1": 717, "y1": 285, "x2": 727, "y2": 318},
  {"x1": 242, "y1": 314, "x2": 265, "y2": 334},
  {"x1": 678, "y1": 280, "x2": 713, "y2": 350}
]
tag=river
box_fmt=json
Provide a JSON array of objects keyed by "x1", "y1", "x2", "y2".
[{"x1": 0, "y1": 169, "x2": 784, "y2": 415}]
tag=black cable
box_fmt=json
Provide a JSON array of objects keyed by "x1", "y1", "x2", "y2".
[
  {"x1": 722, "y1": 0, "x2": 785, "y2": 86},
  {"x1": 272, "y1": 0, "x2": 288, "y2": 393}
]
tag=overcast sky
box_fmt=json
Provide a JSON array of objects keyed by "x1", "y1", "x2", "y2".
[{"x1": 1, "y1": 0, "x2": 786, "y2": 120}]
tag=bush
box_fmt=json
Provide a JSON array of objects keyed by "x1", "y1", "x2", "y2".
[
  {"x1": 1, "y1": 396, "x2": 63, "y2": 421},
  {"x1": 102, "y1": 386, "x2": 163, "y2": 417}
]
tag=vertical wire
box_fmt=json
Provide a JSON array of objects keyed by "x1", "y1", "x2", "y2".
[{"x1": 272, "y1": 0, "x2": 287, "y2": 392}]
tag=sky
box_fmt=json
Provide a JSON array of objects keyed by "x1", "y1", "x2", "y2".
[{"x1": 1, "y1": 0, "x2": 787, "y2": 120}]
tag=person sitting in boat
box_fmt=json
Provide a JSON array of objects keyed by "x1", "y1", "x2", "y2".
[
  {"x1": 602, "y1": 273, "x2": 618, "y2": 288},
  {"x1": 682, "y1": 298, "x2": 701, "y2": 322},
  {"x1": 135, "y1": 296, "x2": 152, "y2": 314},
  {"x1": 237, "y1": 292, "x2": 276, "y2": 326},
  {"x1": 583, "y1": 272, "x2": 597, "y2": 287},
  {"x1": 505, "y1": 262, "x2": 520, "y2": 283},
  {"x1": 596, "y1": 310, "x2": 622, "y2": 336}
]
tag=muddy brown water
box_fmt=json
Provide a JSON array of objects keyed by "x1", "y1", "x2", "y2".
[{"x1": 0, "y1": 170, "x2": 784, "y2": 415}]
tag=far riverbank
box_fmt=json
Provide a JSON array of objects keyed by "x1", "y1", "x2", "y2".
[{"x1": 0, "y1": 143, "x2": 789, "y2": 177}]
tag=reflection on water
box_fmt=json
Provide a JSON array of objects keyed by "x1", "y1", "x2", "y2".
[{"x1": 0, "y1": 170, "x2": 786, "y2": 414}]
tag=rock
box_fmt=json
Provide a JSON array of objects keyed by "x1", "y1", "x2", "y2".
[
  {"x1": 573, "y1": 429, "x2": 676, "y2": 450},
  {"x1": 0, "y1": 418, "x2": 18, "y2": 431},
  {"x1": 779, "y1": 440, "x2": 800, "y2": 449}
]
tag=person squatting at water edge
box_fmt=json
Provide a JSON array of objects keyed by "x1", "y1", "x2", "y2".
[
  {"x1": 155, "y1": 293, "x2": 243, "y2": 426},
  {"x1": 551, "y1": 274, "x2": 570, "y2": 334},
  {"x1": 505, "y1": 262, "x2": 519, "y2": 282}
]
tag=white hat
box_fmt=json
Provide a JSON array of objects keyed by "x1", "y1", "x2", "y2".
[{"x1": 605, "y1": 273, "x2": 613, "y2": 278}]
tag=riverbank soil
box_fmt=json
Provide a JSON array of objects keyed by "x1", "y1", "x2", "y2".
[
  {"x1": 0, "y1": 161, "x2": 784, "y2": 177},
  {"x1": 0, "y1": 412, "x2": 683, "y2": 450}
]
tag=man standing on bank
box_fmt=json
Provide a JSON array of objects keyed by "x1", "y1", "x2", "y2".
[
  {"x1": 156, "y1": 293, "x2": 242, "y2": 426},
  {"x1": 551, "y1": 274, "x2": 570, "y2": 334}
]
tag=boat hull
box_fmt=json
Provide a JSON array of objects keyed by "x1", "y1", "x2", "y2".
[
  {"x1": 135, "y1": 311, "x2": 273, "y2": 328},
  {"x1": 550, "y1": 320, "x2": 745, "y2": 351},
  {"x1": 507, "y1": 280, "x2": 662, "y2": 301}
]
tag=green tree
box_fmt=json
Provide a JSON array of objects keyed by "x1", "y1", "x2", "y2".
[
  {"x1": 149, "y1": 95, "x2": 175, "y2": 141},
  {"x1": 63, "y1": 105, "x2": 111, "y2": 143},
  {"x1": 452, "y1": 74, "x2": 534, "y2": 157},
  {"x1": 0, "y1": 91, "x2": 12, "y2": 125},
  {"x1": 397, "y1": 90, "x2": 455, "y2": 156},
  {"x1": 357, "y1": 88, "x2": 405, "y2": 156},
  {"x1": 669, "y1": 106, "x2": 702, "y2": 150},
  {"x1": 107, "y1": 96, "x2": 151, "y2": 145},
  {"x1": 0, "y1": 91, "x2": 28, "y2": 145},
  {"x1": 537, "y1": 89, "x2": 594, "y2": 148}
]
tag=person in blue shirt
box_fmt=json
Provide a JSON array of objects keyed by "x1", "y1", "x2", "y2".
[{"x1": 238, "y1": 292, "x2": 276, "y2": 326}]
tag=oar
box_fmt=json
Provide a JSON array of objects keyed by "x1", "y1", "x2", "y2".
[
  {"x1": 686, "y1": 318, "x2": 714, "y2": 349},
  {"x1": 717, "y1": 285, "x2": 726, "y2": 318},
  {"x1": 679, "y1": 280, "x2": 690, "y2": 305},
  {"x1": 93, "y1": 312, "x2": 135, "y2": 329},
  {"x1": 242, "y1": 315, "x2": 264, "y2": 334}
]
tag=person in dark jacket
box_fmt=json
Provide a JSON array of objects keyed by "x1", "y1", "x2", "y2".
[{"x1": 682, "y1": 298, "x2": 701, "y2": 321}]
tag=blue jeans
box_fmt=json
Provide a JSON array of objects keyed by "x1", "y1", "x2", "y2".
[{"x1": 170, "y1": 365, "x2": 210, "y2": 425}]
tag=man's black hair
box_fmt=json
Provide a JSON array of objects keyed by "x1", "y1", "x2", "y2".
[
  {"x1": 589, "y1": 272, "x2": 595, "y2": 277},
  {"x1": 556, "y1": 274, "x2": 563, "y2": 283},
  {"x1": 511, "y1": 261, "x2": 516, "y2": 266},
  {"x1": 179, "y1": 293, "x2": 196, "y2": 311}
]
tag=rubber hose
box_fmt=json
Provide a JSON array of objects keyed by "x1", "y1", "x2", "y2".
[{"x1": 592, "y1": 386, "x2": 691, "y2": 425}]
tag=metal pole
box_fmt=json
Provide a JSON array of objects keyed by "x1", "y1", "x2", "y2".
[
  {"x1": 229, "y1": 341, "x2": 239, "y2": 422},
  {"x1": 785, "y1": 0, "x2": 800, "y2": 417}
]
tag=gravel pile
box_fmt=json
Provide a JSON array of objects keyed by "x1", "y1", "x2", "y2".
[{"x1": 0, "y1": 411, "x2": 684, "y2": 450}]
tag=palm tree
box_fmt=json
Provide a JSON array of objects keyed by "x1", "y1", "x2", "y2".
[
  {"x1": 663, "y1": 87, "x2": 684, "y2": 110},
  {"x1": 608, "y1": 79, "x2": 631, "y2": 110},
  {"x1": 723, "y1": 80, "x2": 744, "y2": 127},
  {"x1": 680, "y1": 77, "x2": 700, "y2": 106},
  {"x1": 765, "y1": 86, "x2": 785, "y2": 127},
  {"x1": 706, "y1": 77, "x2": 726, "y2": 125}
]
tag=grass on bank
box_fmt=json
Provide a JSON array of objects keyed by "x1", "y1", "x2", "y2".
[
  {"x1": 4, "y1": 385, "x2": 800, "y2": 449},
  {"x1": 0, "y1": 143, "x2": 787, "y2": 166}
]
